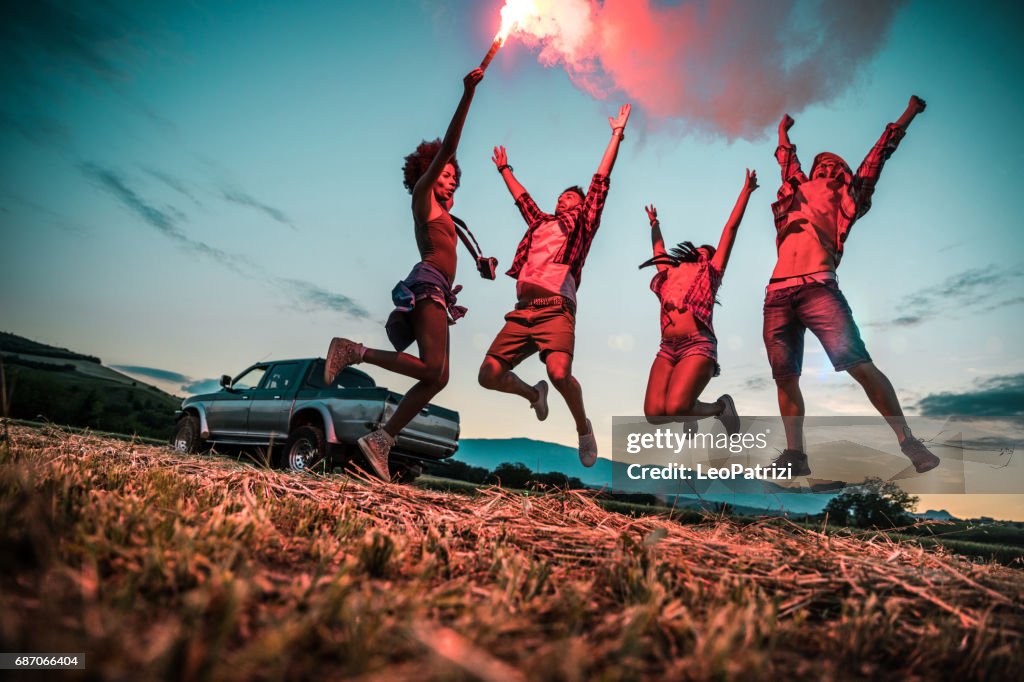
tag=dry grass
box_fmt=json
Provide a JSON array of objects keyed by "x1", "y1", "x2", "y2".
[{"x1": 1, "y1": 422, "x2": 1021, "y2": 681}]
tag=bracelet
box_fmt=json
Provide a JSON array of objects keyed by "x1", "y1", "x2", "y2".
[
  {"x1": 496, "y1": 164, "x2": 513, "y2": 173},
  {"x1": 612, "y1": 130, "x2": 624, "y2": 141}
]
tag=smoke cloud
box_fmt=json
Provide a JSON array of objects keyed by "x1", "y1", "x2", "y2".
[{"x1": 507, "y1": 0, "x2": 907, "y2": 140}]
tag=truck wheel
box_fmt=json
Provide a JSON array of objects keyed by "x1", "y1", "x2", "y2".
[
  {"x1": 281, "y1": 425, "x2": 327, "y2": 473},
  {"x1": 172, "y1": 415, "x2": 205, "y2": 454}
]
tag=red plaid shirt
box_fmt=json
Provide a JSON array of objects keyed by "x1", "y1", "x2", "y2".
[
  {"x1": 650, "y1": 260, "x2": 722, "y2": 338},
  {"x1": 771, "y1": 123, "x2": 906, "y2": 266},
  {"x1": 505, "y1": 173, "x2": 611, "y2": 288}
]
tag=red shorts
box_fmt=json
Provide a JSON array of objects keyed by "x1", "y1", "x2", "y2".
[{"x1": 485, "y1": 297, "x2": 576, "y2": 369}]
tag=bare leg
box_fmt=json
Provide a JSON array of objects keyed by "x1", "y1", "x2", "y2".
[
  {"x1": 775, "y1": 376, "x2": 805, "y2": 452},
  {"x1": 665, "y1": 355, "x2": 722, "y2": 418},
  {"x1": 478, "y1": 356, "x2": 538, "y2": 403},
  {"x1": 644, "y1": 355, "x2": 674, "y2": 423},
  {"x1": 544, "y1": 351, "x2": 588, "y2": 435},
  {"x1": 380, "y1": 301, "x2": 449, "y2": 437},
  {"x1": 847, "y1": 361, "x2": 912, "y2": 443}
]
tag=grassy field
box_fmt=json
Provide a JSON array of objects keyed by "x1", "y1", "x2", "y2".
[{"x1": 2, "y1": 422, "x2": 1022, "y2": 680}]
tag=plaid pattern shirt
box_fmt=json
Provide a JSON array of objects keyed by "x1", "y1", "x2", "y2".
[
  {"x1": 650, "y1": 260, "x2": 722, "y2": 338},
  {"x1": 771, "y1": 123, "x2": 906, "y2": 266},
  {"x1": 505, "y1": 173, "x2": 611, "y2": 288}
]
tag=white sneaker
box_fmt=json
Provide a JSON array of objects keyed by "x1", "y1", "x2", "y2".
[
  {"x1": 530, "y1": 380, "x2": 549, "y2": 421},
  {"x1": 357, "y1": 428, "x2": 394, "y2": 480},
  {"x1": 578, "y1": 419, "x2": 597, "y2": 467}
]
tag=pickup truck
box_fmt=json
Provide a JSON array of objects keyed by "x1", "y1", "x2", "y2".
[{"x1": 171, "y1": 357, "x2": 460, "y2": 480}]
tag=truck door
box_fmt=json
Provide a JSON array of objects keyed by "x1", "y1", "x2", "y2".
[
  {"x1": 247, "y1": 362, "x2": 302, "y2": 441},
  {"x1": 205, "y1": 365, "x2": 267, "y2": 437}
]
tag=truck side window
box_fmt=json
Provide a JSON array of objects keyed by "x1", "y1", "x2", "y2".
[
  {"x1": 265, "y1": 363, "x2": 300, "y2": 390},
  {"x1": 232, "y1": 366, "x2": 266, "y2": 391}
]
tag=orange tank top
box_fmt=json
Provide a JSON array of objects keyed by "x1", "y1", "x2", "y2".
[{"x1": 415, "y1": 212, "x2": 457, "y2": 283}]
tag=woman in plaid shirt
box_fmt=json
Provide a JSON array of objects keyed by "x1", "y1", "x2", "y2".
[{"x1": 641, "y1": 169, "x2": 758, "y2": 433}]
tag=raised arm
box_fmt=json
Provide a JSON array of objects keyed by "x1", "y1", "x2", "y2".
[
  {"x1": 492, "y1": 145, "x2": 527, "y2": 201},
  {"x1": 776, "y1": 114, "x2": 802, "y2": 182},
  {"x1": 851, "y1": 96, "x2": 925, "y2": 216},
  {"x1": 412, "y1": 69, "x2": 484, "y2": 221},
  {"x1": 895, "y1": 95, "x2": 926, "y2": 131},
  {"x1": 596, "y1": 103, "x2": 632, "y2": 177},
  {"x1": 711, "y1": 169, "x2": 759, "y2": 273},
  {"x1": 645, "y1": 204, "x2": 670, "y2": 273}
]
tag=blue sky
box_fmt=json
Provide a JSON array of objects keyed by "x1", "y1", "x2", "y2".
[{"x1": 3, "y1": 1, "x2": 1023, "y2": 517}]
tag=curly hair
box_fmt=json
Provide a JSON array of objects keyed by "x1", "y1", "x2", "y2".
[{"x1": 402, "y1": 139, "x2": 461, "y2": 195}]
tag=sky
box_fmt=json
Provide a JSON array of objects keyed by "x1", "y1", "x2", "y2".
[{"x1": 2, "y1": 0, "x2": 1023, "y2": 518}]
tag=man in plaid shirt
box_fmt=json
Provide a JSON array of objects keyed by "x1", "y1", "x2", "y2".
[
  {"x1": 763, "y1": 95, "x2": 941, "y2": 476},
  {"x1": 478, "y1": 104, "x2": 632, "y2": 467}
]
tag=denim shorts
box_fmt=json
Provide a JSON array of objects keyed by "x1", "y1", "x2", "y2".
[
  {"x1": 762, "y1": 280, "x2": 870, "y2": 379},
  {"x1": 656, "y1": 332, "x2": 721, "y2": 377}
]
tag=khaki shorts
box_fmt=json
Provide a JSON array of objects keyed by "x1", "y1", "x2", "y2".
[{"x1": 485, "y1": 298, "x2": 576, "y2": 368}]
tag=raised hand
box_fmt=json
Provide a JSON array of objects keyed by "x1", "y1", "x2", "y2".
[
  {"x1": 779, "y1": 114, "x2": 795, "y2": 132},
  {"x1": 491, "y1": 145, "x2": 509, "y2": 170},
  {"x1": 464, "y1": 68, "x2": 484, "y2": 91},
  {"x1": 744, "y1": 169, "x2": 759, "y2": 193},
  {"x1": 644, "y1": 204, "x2": 658, "y2": 225},
  {"x1": 609, "y1": 103, "x2": 632, "y2": 132},
  {"x1": 909, "y1": 95, "x2": 926, "y2": 113}
]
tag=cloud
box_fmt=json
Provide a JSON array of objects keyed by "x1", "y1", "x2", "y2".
[
  {"x1": 221, "y1": 188, "x2": 297, "y2": 231},
  {"x1": 0, "y1": 1, "x2": 128, "y2": 84},
  {"x1": 275, "y1": 278, "x2": 369, "y2": 318},
  {"x1": 112, "y1": 365, "x2": 191, "y2": 383},
  {"x1": 182, "y1": 378, "x2": 223, "y2": 395},
  {"x1": 743, "y1": 376, "x2": 771, "y2": 391},
  {"x1": 869, "y1": 265, "x2": 1024, "y2": 328},
  {"x1": 143, "y1": 168, "x2": 203, "y2": 207},
  {"x1": 917, "y1": 374, "x2": 1024, "y2": 417},
  {"x1": 79, "y1": 161, "x2": 369, "y2": 318},
  {"x1": 504, "y1": 0, "x2": 907, "y2": 140}
]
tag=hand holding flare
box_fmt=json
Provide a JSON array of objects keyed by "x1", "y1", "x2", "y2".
[{"x1": 479, "y1": 0, "x2": 540, "y2": 72}]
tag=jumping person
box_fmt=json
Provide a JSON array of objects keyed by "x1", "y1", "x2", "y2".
[
  {"x1": 764, "y1": 95, "x2": 939, "y2": 475},
  {"x1": 323, "y1": 68, "x2": 484, "y2": 480},
  {"x1": 477, "y1": 104, "x2": 632, "y2": 467},
  {"x1": 641, "y1": 169, "x2": 758, "y2": 433}
]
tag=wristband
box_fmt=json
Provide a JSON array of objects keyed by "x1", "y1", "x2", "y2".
[{"x1": 496, "y1": 164, "x2": 513, "y2": 174}]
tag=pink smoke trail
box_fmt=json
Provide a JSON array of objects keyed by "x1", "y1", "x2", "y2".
[{"x1": 502, "y1": 0, "x2": 907, "y2": 140}]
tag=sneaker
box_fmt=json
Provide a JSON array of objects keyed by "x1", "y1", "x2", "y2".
[
  {"x1": 716, "y1": 394, "x2": 740, "y2": 437},
  {"x1": 530, "y1": 380, "x2": 549, "y2": 421},
  {"x1": 357, "y1": 428, "x2": 394, "y2": 480},
  {"x1": 901, "y1": 437, "x2": 940, "y2": 473},
  {"x1": 324, "y1": 337, "x2": 365, "y2": 384},
  {"x1": 768, "y1": 449, "x2": 811, "y2": 477},
  {"x1": 578, "y1": 419, "x2": 598, "y2": 467}
]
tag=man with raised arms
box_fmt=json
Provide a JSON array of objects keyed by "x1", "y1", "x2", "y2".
[
  {"x1": 764, "y1": 96, "x2": 939, "y2": 475},
  {"x1": 478, "y1": 104, "x2": 632, "y2": 467}
]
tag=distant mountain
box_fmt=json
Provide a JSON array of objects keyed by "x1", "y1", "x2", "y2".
[{"x1": 455, "y1": 437, "x2": 837, "y2": 516}]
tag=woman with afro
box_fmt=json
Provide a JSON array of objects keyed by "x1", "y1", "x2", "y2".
[{"x1": 324, "y1": 67, "x2": 484, "y2": 480}]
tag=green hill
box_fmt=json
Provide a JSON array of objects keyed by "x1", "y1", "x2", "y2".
[{"x1": 1, "y1": 332, "x2": 180, "y2": 440}]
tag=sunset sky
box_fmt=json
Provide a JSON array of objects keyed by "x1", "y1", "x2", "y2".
[{"x1": 2, "y1": 1, "x2": 1022, "y2": 518}]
